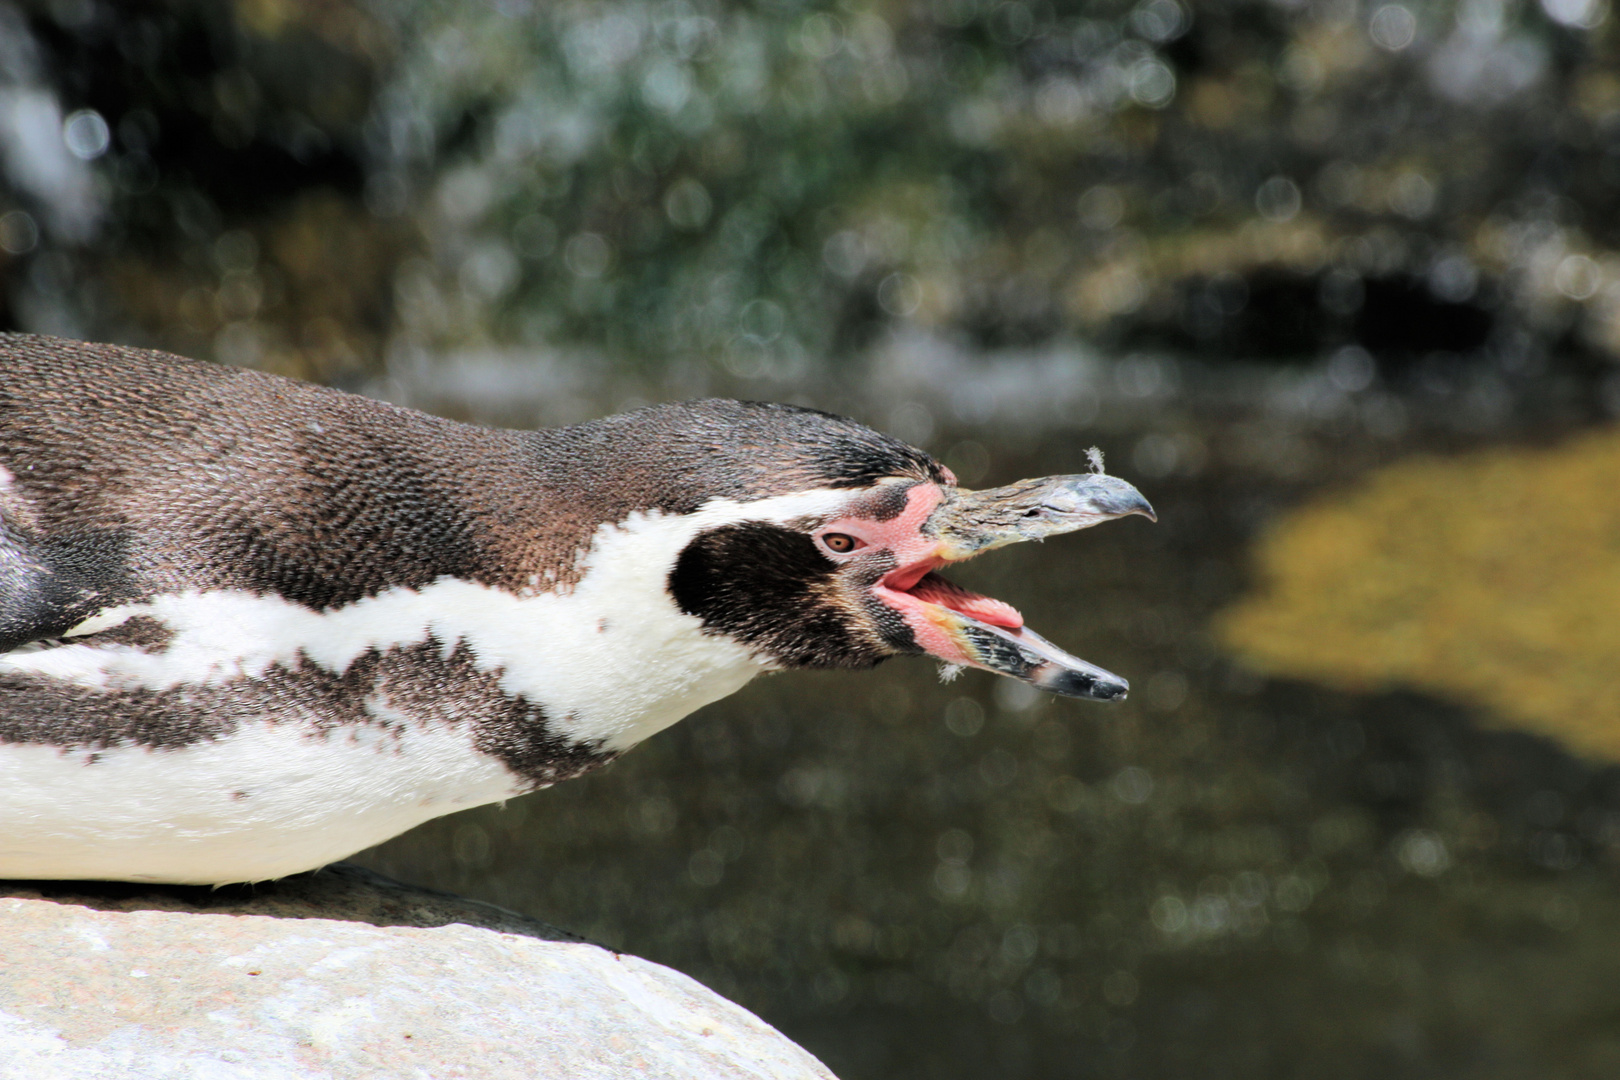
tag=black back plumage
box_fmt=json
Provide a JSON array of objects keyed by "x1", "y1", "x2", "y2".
[{"x1": 0, "y1": 333, "x2": 944, "y2": 653}]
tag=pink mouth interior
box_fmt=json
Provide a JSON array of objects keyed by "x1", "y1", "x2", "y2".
[{"x1": 878, "y1": 561, "x2": 1024, "y2": 630}]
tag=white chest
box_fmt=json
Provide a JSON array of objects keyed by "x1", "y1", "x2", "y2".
[
  {"x1": 3, "y1": 504, "x2": 784, "y2": 752},
  {"x1": 0, "y1": 491, "x2": 850, "y2": 884}
]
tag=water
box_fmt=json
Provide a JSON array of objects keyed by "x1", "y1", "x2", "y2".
[{"x1": 357, "y1": 382, "x2": 1620, "y2": 1079}]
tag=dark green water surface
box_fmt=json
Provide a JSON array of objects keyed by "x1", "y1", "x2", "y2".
[{"x1": 358, "y1": 413, "x2": 1620, "y2": 1080}]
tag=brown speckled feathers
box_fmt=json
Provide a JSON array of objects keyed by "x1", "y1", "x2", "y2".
[{"x1": 0, "y1": 333, "x2": 942, "y2": 648}]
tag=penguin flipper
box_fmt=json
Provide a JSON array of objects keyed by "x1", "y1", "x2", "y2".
[
  {"x1": 0, "y1": 523, "x2": 61, "y2": 653},
  {"x1": 0, "y1": 519, "x2": 134, "y2": 654}
]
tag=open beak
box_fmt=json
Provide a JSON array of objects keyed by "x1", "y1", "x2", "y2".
[{"x1": 873, "y1": 473, "x2": 1155, "y2": 702}]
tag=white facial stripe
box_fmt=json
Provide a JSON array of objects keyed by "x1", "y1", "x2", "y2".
[
  {"x1": 4, "y1": 486, "x2": 862, "y2": 753},
  {"x1": 669, "y1": 486, "x2": 853, "y2": 534},
  {"x1": 0, "y1": 720, "x2": 520, "y2": 885}
]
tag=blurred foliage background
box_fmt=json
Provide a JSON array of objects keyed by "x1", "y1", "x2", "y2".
[
  {"x1": 8, "y1": 2, "x2": 1620, "y2": 1078},
  {"x1": 4, "y1": 0, "x2": 1620, "y2": 400}
]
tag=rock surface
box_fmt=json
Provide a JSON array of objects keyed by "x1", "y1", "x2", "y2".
[{"x1": 0, "y1": 864, "x2": 836, "y2": 1080}]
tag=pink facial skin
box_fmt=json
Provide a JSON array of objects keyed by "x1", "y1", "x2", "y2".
[{"x1": 816, "y1": 483, "x2": 1023, "y2": 667}]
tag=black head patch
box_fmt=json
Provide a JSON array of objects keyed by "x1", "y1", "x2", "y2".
[
  {"x1": 541, "y1": 398, "x2": 949, "y2": 503},
  {"x1": 668, "y1": 521, "x2": 910, "y2": 669},
  {"x1": 508, "y1": 399, "x2": 952, "y2": 592}
]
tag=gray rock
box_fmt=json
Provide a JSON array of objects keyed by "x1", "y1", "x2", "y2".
[{"x1": 0, "y1": 864, "x2": 837, "y2": 1080}]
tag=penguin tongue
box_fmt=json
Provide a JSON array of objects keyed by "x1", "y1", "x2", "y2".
[{"x1": 908, "y1": 572, "x2": 1023, "y2": 629}]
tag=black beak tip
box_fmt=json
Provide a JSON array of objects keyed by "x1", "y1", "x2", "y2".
[
  {"x1": 1093, "y1": 679, "x2": 1130, "y2": 702},
  {"x1": 1037, "y1": 668, "x2": 1130, "y2": 702}
]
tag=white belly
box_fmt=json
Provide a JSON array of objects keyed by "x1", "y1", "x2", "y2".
[{"x1": 0, "y1": 720, "x2": 523, "y2": 885}]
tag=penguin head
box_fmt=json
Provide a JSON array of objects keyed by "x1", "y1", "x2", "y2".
[{"x1": 642, "y1": 401, "x2": 1156, "y2": 702}]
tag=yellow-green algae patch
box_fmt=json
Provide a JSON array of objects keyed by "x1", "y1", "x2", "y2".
[{"x1": 1218, "y1": 427, "x2": 1620, "y2": 762}]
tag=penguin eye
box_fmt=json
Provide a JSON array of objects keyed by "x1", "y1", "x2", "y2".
[{"x1": 821, "y1": 533, "x2": 864, "y2": 554}]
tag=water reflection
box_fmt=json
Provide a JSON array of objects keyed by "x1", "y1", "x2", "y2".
[
  {"x1": 1223, "y1": 426, "x2": 1620, "y2": 762},
  {"x1": 357, "y1": 400, "x2": 1620, "y2": 1079}
]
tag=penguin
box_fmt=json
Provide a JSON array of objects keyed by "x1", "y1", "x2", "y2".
[{"x1": 0, "y1": 333, "x2": 1154, "y2": 885}]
